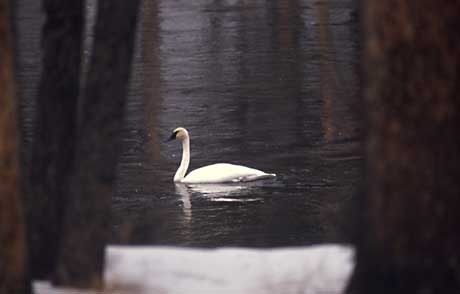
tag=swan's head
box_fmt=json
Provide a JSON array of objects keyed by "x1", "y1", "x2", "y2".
[{"x1": 168, "y1": 127, "x2": 189, "y2": 141}]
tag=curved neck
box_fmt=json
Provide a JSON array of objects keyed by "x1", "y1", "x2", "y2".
[{"x1": 174, "y1": 137, "x2": 190, "y2": 182}]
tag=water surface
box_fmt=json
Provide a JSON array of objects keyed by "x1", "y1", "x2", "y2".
[
  {"x1": 114, "y1": 0, "x2": 362, "y2": 246},
  {"x1": 16, "y1": 0, "x2": 362, "y2": 247}
]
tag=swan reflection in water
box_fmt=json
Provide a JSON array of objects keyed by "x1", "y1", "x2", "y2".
[
  {"x1": 174, "y1": 182, "x2": 264, "y2": 215},
  {"x1": 173, "y1": 183, "x2": 266, "y2": 244},
  {"x1": 174, "y1": 184, "x2": 192, "y2": 221}
]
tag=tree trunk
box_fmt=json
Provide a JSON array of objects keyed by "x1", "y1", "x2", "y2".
[
  {"x1": 0, "y1": 0, "x2": 30, "y2": 293},
  {"x1": 26, "y1": 0, "x2": 83, "y2": 279},
  {"x1": 349, "y1": 1, "x2": 460, "y2": 293},
  {"x1": 53, "y1": 0, "x2": 140, "y2": 288}
]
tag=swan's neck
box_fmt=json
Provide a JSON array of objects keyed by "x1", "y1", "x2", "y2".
[{"x1": 174, "y1": 137, "x2": 190, "y2": 182}]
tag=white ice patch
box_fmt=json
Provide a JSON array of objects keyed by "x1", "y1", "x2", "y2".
[{"x1": 34, "y1": 244, "x2": 355, "y2": 294}]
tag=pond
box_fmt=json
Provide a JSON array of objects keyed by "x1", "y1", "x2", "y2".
[{"x1": 16, "y1": 0, "x2": 362, "y2": 247}]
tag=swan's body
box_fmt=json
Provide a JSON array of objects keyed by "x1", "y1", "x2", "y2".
[
  {"x1": 168, "y1": 127, "x2": 276, "y2": 184},
  {"x1": 183, "y1": 163, "x2": 274, "y2": 184}
]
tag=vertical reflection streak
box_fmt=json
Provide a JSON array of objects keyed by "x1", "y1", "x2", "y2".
[
  {"x1": 142, "y1": 0, "x2": 162, "y2": 161},
  {"x1": 316, "y1": 1, "x2": 339, "y2": 143}
]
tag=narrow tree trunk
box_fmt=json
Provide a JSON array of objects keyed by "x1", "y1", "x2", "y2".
[
  {"x1": 0, "y1": 1, "x2": 30, "y2": 293},
  {"x1": 349, "y1": 1, "x2": 460, "y2": 293},
  {"x1": 26, "y1": 0, "x2": 83, "y2": 279},
  {"x1": 53, "y1": 0, "x2": 140, "y2": 287}
]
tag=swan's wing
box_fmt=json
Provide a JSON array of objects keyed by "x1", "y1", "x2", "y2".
[
  {"x1": 236, "y1": 173, "x2": 276, "y2": 182},
  {"x1": 182, "y1": 163, "x2": 274, "y2": 184}
]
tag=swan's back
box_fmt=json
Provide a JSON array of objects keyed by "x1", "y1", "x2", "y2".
[{"x1": 182, "y1": 163, "x2": 275, "y2": 184}]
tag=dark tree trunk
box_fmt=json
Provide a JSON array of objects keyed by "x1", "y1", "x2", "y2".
[
  {"x1": 0, "y1": 1, "x2": 30, "y2": 293},
  {"x1": 349, "y1": 1, "x2": 460, "y2": 293},
  {"x1": 53, "y1": 0, "x2": 141, "y2": 288},
  {"x1": 26, "y1": 0, "x2": 83, "y2": 279}
]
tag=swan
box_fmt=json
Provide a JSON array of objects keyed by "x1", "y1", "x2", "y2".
[{"x1": 168, "y1": 127, "x2": 276, "y2": 184}]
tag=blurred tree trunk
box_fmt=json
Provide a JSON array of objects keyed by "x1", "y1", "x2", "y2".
[
  {"x1": 53, "y1": 0, "x2": 140, "y2": 288},
  {"x1": 0, "y1": 0, "x2": 30, "y2": 293},
  {"x1": 349, "y1": 0, "x2": 460, "y2": 293},
  {"x1": 26, "y1": 0, "x2": 83, "y2": 279}
]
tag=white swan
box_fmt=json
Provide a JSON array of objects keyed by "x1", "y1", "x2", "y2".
[{"x1": 168, "y1": 127, "x2": 276, "y2": 184}]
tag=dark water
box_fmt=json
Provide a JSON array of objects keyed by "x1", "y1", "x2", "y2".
[{"x1": 17, "y1": 0, "x2": 362, "y2": 247}]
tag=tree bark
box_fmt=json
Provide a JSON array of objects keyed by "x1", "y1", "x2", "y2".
[
  {"x1": 26, "y1": 0, "x2": 83, "y2": 279},
  {"x1": 0, "y1": 0, "x2": 30, "y2": 293},
  {"x1": 349, "y1": 1, "x2": 460, "y2": 293},
  {"x1": 53, "y1": 0, "x2": 141, "y2": 287}
]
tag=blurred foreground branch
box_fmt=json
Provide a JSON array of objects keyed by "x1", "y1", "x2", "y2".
[
  {"x1": 53, "y1": 0, "x2": 140, "y2": 288},
  {"x1": 0, "y1": 0, "x2": 29, "y2": 293},
  {"x1": 27, "y1": 0, "x2": 83, "y2": 279},
  {"x1": 23, "y1": 0, "x2": 140, "y2": 288},
  {"x1": 349, "y1": 0, "x2": 460, "y2": 293}
]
